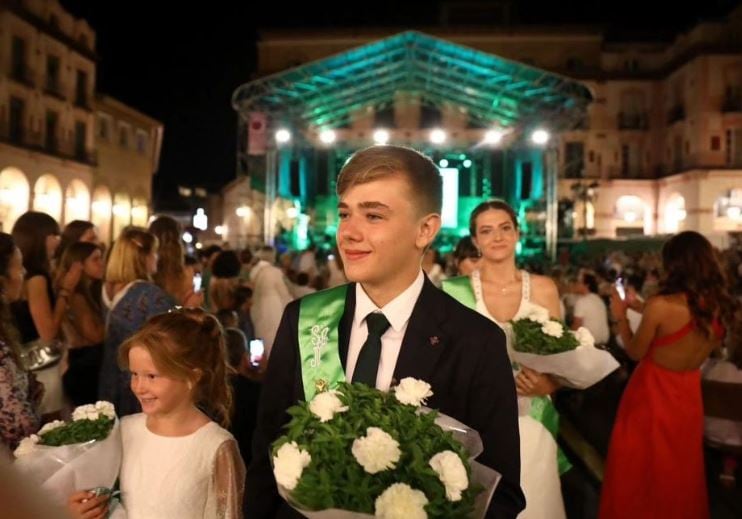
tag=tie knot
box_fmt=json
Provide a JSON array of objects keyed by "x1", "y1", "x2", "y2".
[{"x1": 366, "y1": 312, "x2": 391, "y2": 337}]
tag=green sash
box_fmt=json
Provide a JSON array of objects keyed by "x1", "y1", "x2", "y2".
[
  {"x1": 442, "y1": 274, "x2": 572, "y2": 474},
  {"x1": 297, "y1": 284, "x2": 348, "y2": 401}
]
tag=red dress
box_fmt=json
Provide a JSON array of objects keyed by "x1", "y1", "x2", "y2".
[{"x1": 598, "y1": 321, "x2": 719, "y2": 519}]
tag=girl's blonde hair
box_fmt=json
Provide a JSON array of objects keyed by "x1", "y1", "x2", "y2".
[
  {"x1": 118, "y1": 308, "x2": 232, "y2": 427},
  {"x1": 105, "y1": 227, "x2": 158, "y2": 284}
]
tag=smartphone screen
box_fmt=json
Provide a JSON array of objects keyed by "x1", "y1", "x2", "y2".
[
  {"x1": 615, "y1": 278, "x2": 626, "y2": 300},
  {"x1": 249, "y1": 339, "x2": 264, "y2": 367},
  {"x1": 192, "y1": 273, "x2": 202, "y2": 293}
]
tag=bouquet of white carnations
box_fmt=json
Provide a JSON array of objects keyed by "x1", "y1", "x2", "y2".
[
  {"x1": 272, "y1": 378, "x2": 500, "y2": 518},
  {"x1": 510, "y1": 306, "x2": 619, "y2": 389},
  {"x1": 14, "y1": 401, "x2": 122, "y2": 506}
]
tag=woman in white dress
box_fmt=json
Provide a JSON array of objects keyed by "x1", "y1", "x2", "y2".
[
  {"x1": 67, "y1": 309, "x2": 245, "y2": 519},
  {"x1": 448, "y1": 200, "x2": 566, "y2": 519},
  {"x1": 249, "y1": 246, "x2": 293, "y2": 359}
]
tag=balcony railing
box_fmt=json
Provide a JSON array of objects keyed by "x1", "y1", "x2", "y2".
[
  {"x1": 10, "y1": 66, "x2": 34, "y2": 88},
  {"x1": 617, "y1": 112, "x2": 648, "y2": 130},
  {"x1": 667, "y1": 104, "x2": 685, "y2": 124},
  {"x1": 44, "y1": 80, "x2": 66, "y2": 101}
]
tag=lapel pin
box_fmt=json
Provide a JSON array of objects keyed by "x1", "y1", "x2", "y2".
[{"x1": 429, "y1": 336, "x2": 440, "y2": 346}]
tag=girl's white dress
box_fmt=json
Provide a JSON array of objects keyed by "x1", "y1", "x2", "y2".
[
  {"x1": 112, "y1": 413, "x2": 245, "y2": 519},
  {"x1": 471, "y1": 269, "x2": 566, "y2": 519}
]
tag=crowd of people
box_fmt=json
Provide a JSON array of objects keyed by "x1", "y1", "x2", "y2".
[{"x1": 0, "y1": 145, "x2": 740, "y2": 518}]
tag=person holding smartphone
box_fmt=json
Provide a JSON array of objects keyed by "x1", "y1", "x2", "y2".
[{"x1": 570, "y1": 271, "x2": 610, "y2": 347}]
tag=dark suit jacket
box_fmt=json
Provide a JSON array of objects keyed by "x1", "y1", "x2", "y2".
[{"x1": 245, "y1": 277, "x2": 525, "y2": 518}]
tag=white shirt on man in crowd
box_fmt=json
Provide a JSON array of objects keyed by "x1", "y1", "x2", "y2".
[{"x1": 573, "y1": 292, "x2": 610, "y2": 345}]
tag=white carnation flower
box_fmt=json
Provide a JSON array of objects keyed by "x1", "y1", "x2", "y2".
[
  {"x1": 352, "y1": 427, "x2": 401, "y2": 474},
  {"x1": 573, "y1": 327, "x2": 595, "y2": 348},
  {"x1": 72, "y1": 404, "x2": 100, "y2": 421},
  {"x1": 13, "y1": 434, "x2": 40, "y2": 457},
  {"x1": 309, "y1": 390, "x2": 348, "y2": 423},
  {"x1": 272, "y1": 441, "x2": 311, "y2": 491},
  {"x1": 394, "y1": 377, "x2": 433, "y2": 407},
  {"x1": 375, "y1": 483, "x2": 429, "y2": 519},
  {"x1": 541, "y1": 320, "x2": 564, "y2": 338},
  {"x1": 528, "y1": 306, "x2": 550, "y2": 324},
  {"x1": 429, "y1": 451, "x2": 468, "y2": 502},
  {"x1": 38, "y1": 420, "x2": 66, "y2": 435},
  {"x1": 94, "y1": 400, "x2": 116, "y2": 419}
]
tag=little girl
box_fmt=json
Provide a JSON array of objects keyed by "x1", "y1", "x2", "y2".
[{"x1": 68, "y1": 308, "x2": 245, "y2": 519}]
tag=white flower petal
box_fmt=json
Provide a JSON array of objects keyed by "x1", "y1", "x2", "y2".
[
  {"x1": 375, "y1": 483, "x2": 428, "y2": 519},
  {"x1": 352, "y1": 427, "x2": 401, "y2": 474},
  {"x1": 309, "y1": 391, "x2": 348, "y2": 423},
  {"x1": 272, "y1": 441, "x2": 311, "y2": 491},
  {"x1": 429, "y1": 451, "x2": 468, "y2": 502},
  {"x1": 541, "y1": 320, "x2": 564, "y2": 338},
  {"x1": 13, "y1": 435, "x2": 40, "y2": 457},
  {"x1": 394, "y1": 378, "x2": 433, "y2": 407},
  {"x1": 38, "y1": 420, "x2": 65, "y2": 435}
]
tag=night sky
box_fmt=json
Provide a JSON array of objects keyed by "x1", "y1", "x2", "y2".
[{"x1": 59, "y1": 0, "x2": 737, "y2": 209}]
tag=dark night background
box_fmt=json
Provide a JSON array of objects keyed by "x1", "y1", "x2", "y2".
[{"x1": 59, "y1": 0, "x2": 739, "y2": 208}]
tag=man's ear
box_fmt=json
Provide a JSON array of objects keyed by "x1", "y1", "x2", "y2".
[{"x1": 416, "y1": 213, "x2": 442, "y2": 250}]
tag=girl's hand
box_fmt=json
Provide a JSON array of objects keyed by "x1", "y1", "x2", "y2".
[
  {"x1": 516, "y1": 367, "x2": 559, "y2": 396},
  {"x1": 609, "y1": 287, "x2": 627, "y2": 321},
  {"x1": 184, "y1": 290, "x2": 204, "y2": 308},
  {"x1": 60, "y1": 262, "x2": 84, "y2": 292},
  {"x1": 67, "y1": 490, "x2": 109, "y2": 519}
]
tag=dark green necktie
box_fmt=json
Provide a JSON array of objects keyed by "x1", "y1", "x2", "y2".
[{"x1": 352, "y1": 312, "x2": 391, "y2": 387}]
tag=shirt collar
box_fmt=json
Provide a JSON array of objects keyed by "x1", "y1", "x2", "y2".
[{"x1": 354, "y1": 270, "x2": 425, "y2": 332}]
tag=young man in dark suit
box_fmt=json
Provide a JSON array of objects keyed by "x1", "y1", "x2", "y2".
[{"x1": 245, "y1": 145, "x2": 525, "y2": 518}]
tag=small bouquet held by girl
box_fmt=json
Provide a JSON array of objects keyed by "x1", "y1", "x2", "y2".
[
  {"x1": 13, "y1": 400, "x2": 122, "y2": 506},
  {"x1": 272, "y1": 378, "x2": 500, "y2": 518},
  {"x1": 510, "y1": 306, "x2": 619, "y2": 389}
]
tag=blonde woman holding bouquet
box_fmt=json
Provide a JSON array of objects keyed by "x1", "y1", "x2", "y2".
[{"x1": 443, "y1": 200, "x2": 566, "y2": 519}]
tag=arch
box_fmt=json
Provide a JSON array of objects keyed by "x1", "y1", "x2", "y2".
[
  {"x1": 713, "y1": 188, "x2": 742, "y2": 230},
  {"x1": 664, "y1": 193, "x2": 686, "y2": 233},
  {"x1": 63, "y1": 179, "x2": 91, "y2": 224},
  {"x1": 130, "y1": 196, "x2": 148, "y2": 227},
  {"x1": 0, "y1": 167, "x2": 31, "y2": 232},
  {"x1": 112, "y1": 192, "x2": 131, "y2": 241},
  {"x1": 33, "y1": 174, "x2": 63, "y2": 222},
  {"x1": 91, "y1": 185, "x2": 112, "y2": 244},
  {"x1": 614, "y1": 195, "x2": 651, "y2": 236}
]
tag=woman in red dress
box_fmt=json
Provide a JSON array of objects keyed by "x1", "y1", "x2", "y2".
[{"x1": 599, "y1": 231, "x2": 736, "y2": 519}]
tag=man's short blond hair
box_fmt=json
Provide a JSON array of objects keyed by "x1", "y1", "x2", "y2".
[{"x1": 336, "y1": 145, "x2": 442, "y2": 215}]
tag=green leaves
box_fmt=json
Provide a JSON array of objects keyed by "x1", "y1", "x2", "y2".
[
  {"x1": 273, "y1": 382, "x2": 479, "y2": 517},
  {"x1": 39, "y1": 417, "x2": 115, "y2": 447},
  {"x1": 511, "y1": 318, "x2": 579, "y2": 354}
]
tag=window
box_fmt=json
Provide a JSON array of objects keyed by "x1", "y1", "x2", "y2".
[
  {"x1": 711, "y1": 136, "x2": 721, "y2": 151},
  {"x1": 565, "y1": 142, "x2": 585, "y2": 177},
  {"x1": 119, "y1": 125, "x2": 129, "y2": 148},
  {"x1": 727, "y1": 129, "x2": 742, "y2": 167},
  {"x1": 97, "y1": 115, "x2": 110, "y2": 140},
  {"x1": 11, "y1": 36, "x2": 27, "y2": 81},
  {"x1": 46, "y1": 56, "x2": 60, "y2": 93},
  {"x1": 74, "y1": 122, "x2": 86, "y2": 161},
  {"x1": 136, "y1": 131, "x2": 147, "y2": 154},
  {"x1": 49, "y1": 14, "x2": 59, "y2": 29},
  {"x1": 45, "y1": 111, "x2": 58, "y2": 153},
  {"x1": 9, "y1": 97, "x2": 25, "y2": 143},
  {"x1": 566, "y1": 57, "x2": 583, "y2": 71},
  {"x1": 520, "y1": 162, "x2": 533, "y2": 200},
  {"x1": 75, "y1": 70, "x2": 88, "y2": 107}
]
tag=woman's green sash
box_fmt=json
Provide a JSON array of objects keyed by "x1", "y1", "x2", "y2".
[
  {"x1": 442, "y1": 275, "x2": 572, "y2": 474},
  {"x1": 297, "y1": 285, "x2": 348, "y2": 401}
]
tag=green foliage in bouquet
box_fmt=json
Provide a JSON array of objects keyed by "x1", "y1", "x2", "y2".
[
  {"x1": 511, "y1": 318, "x2": 579, "y2": 354},
  {"x1": 273, "y1": 382, "x2": 482, "y2": 517},
  {"x1": 40, "y1": 417, "x2": 115, "y2": 447}
]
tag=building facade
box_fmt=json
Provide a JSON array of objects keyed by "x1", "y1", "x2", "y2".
[
  {"x1": 0, "y1": 0, "x2": 162, "y2": 241},
  {"x1": 226, "y1": 5, "x2": 742, "y2": 249}
]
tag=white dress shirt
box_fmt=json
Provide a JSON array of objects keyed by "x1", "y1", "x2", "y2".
[{"x1": 345, "y1": 270, "x2": 425, "y2": 391}]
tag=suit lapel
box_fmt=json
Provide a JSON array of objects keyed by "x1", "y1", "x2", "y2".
[
  {"x1": 338, "y1": 282, "x2": 356, "y2": 369},
  {"x1": 393, "y1": 277, "x2": 449, "y2": 384}
]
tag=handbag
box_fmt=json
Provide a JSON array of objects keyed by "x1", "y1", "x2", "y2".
[{"x1": 18, "y1": 338, "x2": 62, "y2": 372}]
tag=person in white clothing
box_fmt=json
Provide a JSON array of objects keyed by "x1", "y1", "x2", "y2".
[
  {"x1": 571, "y1": 272, "x2": 610, "y2": 345},
  {"x1": 67, "y1": 309, "x2": 245, "y2": 519},
  {"x1": 460, "y1": 199, "x2": 567, "y2": 519},
  {"x1": 249, "y1": 246, "x2": 293, "y2": 359}
]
